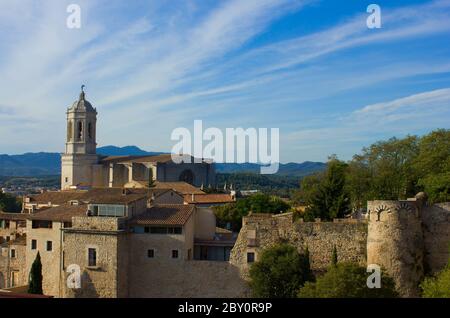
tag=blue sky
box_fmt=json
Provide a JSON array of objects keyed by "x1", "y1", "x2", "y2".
[{"x1": 0, "y1": 0, "x2": 449, "y2": 163}]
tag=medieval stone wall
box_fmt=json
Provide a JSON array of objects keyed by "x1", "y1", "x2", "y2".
[
  {"x1": 230, "y1": 213, "x2": 368, "y2": 279},
  {"x1": 421, "y1": 203, "x2": 450, "y2": 274}
]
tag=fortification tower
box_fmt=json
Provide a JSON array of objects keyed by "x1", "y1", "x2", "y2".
[{"x1": 367, "y1": 200, "x2": 424, "y2": 297}]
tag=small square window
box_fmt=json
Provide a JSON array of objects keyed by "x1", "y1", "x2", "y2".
[
  {"x1": 31, "y1": 239, "x2": 37, "y2": 250},
  {"x1": 147, "y1": 249, "x2": 154, "y2": 258},
  {"x1": 172, "y1": 250, "x2": 179, "y2": 259},
  {"x1": 46, "y1": 241, "x2": 53, "y2": 251},
  {"x1": 247, "y1": 252, "x2": 255, "y2": 263}
]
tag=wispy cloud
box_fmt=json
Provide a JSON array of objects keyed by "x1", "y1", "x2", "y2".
[{"x1": 0, "y1": 0, "x2": 449, "y2": 161}]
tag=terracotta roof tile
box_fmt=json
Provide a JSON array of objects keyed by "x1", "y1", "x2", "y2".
[
  {"x1": 184, "y1": 194, "x2": 235, "y2": 204},
  {"x1": 130, "y1": 204, "x2": 195, "y2": 226},
  {"x1": 29, "y1": 204, "x2": 88, "y2": 222},
  {"x1": 153, "y1": 182, "x2": 204, "y2": 195},
  {"x1": 0, "y1": 212, "x2": 29, "y2": 220}
]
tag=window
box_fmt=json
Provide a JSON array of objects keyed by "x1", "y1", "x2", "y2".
[
  {"x1": 247, "y1": 252, "x2": 255, "y2": 263},
  {"x1": 89, "y1": 204, "x2": 125, "y2": 217},
  {"x1": 88, "y1": 248, "x2": 97, "y2": 267},
  {"x1": 147, "y1": 249, "x2": 155, "y2": 258},
  {"x1": 31, "y1": 239, "x2": 37, "y2": 250},
  {"x1": 172, "y1": 250, "x2": 179, "y2": 259},
  {"x1": 150, "y1": 227, "x2": 167, "y2": 234},
  {"x1": 46, "y1": 241, "x2": 53, "y2": 251},
  {"x1": 32, "y1": 220, "x2": 52, "y2": 229},
  {"x1": 77, "y1": 121, "x2": 83, "y2": 140},
  {"x1": 88, "y1": 122, "x2": 92, "y2": 139},
  {"x1": 10, "y1": 249, "x2": 16, "y2": 258},
  {"x1": 168, "y1": 227, "x2": 182, "y2": 234},
  {"x1": 146, "y1": 226, "x2": 182, "y2": 234},
  {"x1": 65, "y1": 177, "x2": 69, "y2": 183}
]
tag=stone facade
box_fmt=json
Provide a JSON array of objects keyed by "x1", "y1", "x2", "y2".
[
  {"x1": 231, "y1": 199, "x2": 450, "y2": 298},
  {"x1": 61, "y1": 90, "x2": 215, "y2": 190},
  {"x1": 230, "y1": 213, "x2": 368, "y2": 278}
]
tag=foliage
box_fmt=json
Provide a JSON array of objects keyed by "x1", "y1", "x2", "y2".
[
  {"x1": 421, "y1": 248, "x2": 450, "y2": 298},
  {"x1": 249, "y1": 244, "x2": 314, "y2": 298},
  {"x1": 216, "y1": 173, "x2": 301, "y2": 198},
  {"x1": 213, "y1": 193, "x2": 291, "y2": 231},
  {"x1": 0, "y1": 191, "x2": 21, "y2": 212},
  {"x1": 303, "y1": 158, "x2": 351, "y2": 221},
  {"x1": 421, "y1": 266, "x2": 450, "y2": 298},
  {"x1": 331, "y1": 246, "x2": 338, "y2": 267},
  {"x1": 28, "y1": 252, "x2": 43, "y2": 294},
  {"x1": 298, "y1": 263, "x2": 398, "y2": 298}
]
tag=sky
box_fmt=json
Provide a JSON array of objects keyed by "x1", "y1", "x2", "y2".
[{"x1": 0, "y1": 0, "x2": 449, "y2": 163}]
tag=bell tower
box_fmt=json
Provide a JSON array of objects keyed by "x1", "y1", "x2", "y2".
[{"x1": 61, "y1": 86, "x2": 100, "y2": 190}]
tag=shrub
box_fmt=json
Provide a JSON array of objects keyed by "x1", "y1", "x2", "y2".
[
  {"x1": 249, "y1": 243, "x2": 313, "y2": 298},
  {"x1": 298, "y1": 263, "x2": 398, "y2": 298}
]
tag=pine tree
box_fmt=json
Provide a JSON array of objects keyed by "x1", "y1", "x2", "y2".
[
  {"x1": 28, "y1": 252, "x2": 43, "y2": 294},
  {"x1": 303, "y1": 246, "x2": 314, "y2": 282},
  {"x1": 305, "y1": 158, "x2": 351, "y2": 221},
  {"x1": 331, "y1": 245, "x2": 338, "y2": 267}
]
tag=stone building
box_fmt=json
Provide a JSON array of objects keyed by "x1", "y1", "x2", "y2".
[
  {"x1": 61, "y1": 88, "x2": 215, "y2": 190},
  {"x1": 230, "y1": 194, "x2": 450, "y2": 297}
]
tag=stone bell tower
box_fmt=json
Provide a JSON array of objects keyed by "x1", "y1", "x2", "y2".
[{"x1": 61, "y1": 86, "x2": 99, "y2": 190}]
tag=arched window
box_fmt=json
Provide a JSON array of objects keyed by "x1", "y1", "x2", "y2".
[
  {"x1": 67, "y1": 121, "x2": 73, "y2": 141},
  {"x1": 179, "y1": 169, "x2": 194, "y2": 185},
  {"x1": 77, "y1": 121, "x2": 83, "y2": 140},
  {"x1": 88, "y1": 122, "x2": 92, "y2": 140}
]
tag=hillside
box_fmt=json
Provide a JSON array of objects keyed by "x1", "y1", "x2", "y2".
[{"x1": 0, "y1": 146, "x2": 325, "y2": 177}]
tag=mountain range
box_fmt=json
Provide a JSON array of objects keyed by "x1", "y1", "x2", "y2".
[{"x1": 0, "y1": 146, "x2": 325, "y2": 177}]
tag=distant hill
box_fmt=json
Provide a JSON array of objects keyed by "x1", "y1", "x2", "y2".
[
  {"x1": 215, "y1": 161, "x2": 326, "y2": 177},
  {"x1": 0, "y1": 145, "x2": 326, "y2": 177}
]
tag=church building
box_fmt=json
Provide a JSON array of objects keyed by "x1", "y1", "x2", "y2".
[{"x1": 61, "y1": 88, "x2": 215, "y2": 190}]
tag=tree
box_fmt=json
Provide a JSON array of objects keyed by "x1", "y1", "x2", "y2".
[
  {"x1": 421, "y1": 248, "x2": 450, "y2": 298},
  {"x1": 414, "y1": 129, "x2": 450, "y2": 203},
  {"x1": 28, "y1": 252, "x2": 43, "y2": 294},
  {"x1": 421, "y1": 267, "x2": 450, "y2": 298},
  {"x1": 331, "y1": 246, "x2": 338, "y2": 267},
  {"x1": 298, "y1": 263, "x2": 398, "y2": 298},
  {"x1": 304, "y1": 158, "x2": 351, "y2": 221},
  {"x1": 0, "y1": 192, "x2": 21, "y2": 212},
  {"x1": 213, "y1": 193, "x2": 291, "y2": 231},
  {"x1": 249, "y1": 244, "x2": 314, "y2": 298}
]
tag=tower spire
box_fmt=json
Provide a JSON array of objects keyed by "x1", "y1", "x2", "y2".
[{"x1": 80, "y1": 84, "x2": 86, "y2": 100}]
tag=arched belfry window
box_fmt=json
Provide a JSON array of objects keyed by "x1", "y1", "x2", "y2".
[
  {"x1": 77, "y1": 121, "x2": 83, "y2": 141},
  {"x1": 67, "y1": 121, "x2": 73, "y2": 141},
  {"x1": 88, "y1": 122, "x2": 92, "y2": 140}
]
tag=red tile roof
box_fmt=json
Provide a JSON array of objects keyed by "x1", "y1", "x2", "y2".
[
  {"x1": 29, "y1": 204, "x2": 88, "y2": 222},
  {"x1": 130, "y1": 204, "x2": 195, "y2": 226},
  {"x1": 184, "y1": 193, "x2": 235, "y2": 204}
]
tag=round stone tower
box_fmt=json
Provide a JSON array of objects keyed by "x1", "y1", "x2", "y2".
[{"x1": 367, "y1": 200, "x2": 424, "y2": 297}]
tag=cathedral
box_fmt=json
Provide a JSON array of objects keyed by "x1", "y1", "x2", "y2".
[{"x1": 61, "y1": 88, "x2": 215, "y2": 190}]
